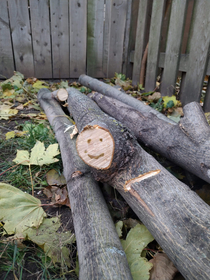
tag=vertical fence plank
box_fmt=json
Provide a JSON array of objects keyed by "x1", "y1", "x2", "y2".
[
  {"x1": 122, "y1": 0, "x2": 132, "y2": 76},
  {"x1": 181, "y1": 0, "x2": 195, "y2": 54},
  {"x1": 145, "y1": 0, "x2": 166, "y2": 92},
  {"x1": 132, "y1": 0, "x2": 153, "y2": 85},
  {"x1": 8, "y1": 0, "x2": 34, "y2": 77},
  {"x1": 107, "y1": 0, "x2": 128, "y2": 77},
  {"x1": 50, "y1": 0, "x2": 69, "y2": 78},
  {"x1": 124, "y1": 0, "x2": 140, "y2": 78},
  {"x1": 160, "y1": 0, "x2": 187, "y2": 96},
  {"x1": 69, "y1": 0, "x2": 87, "y2": 78},
  {"x1": 103, "y1": 0, "x2": 112, "y2": 76},
  {"x1": 87, "y1": 0, "x2": 105, "y2": 77},
  {"x1": 180, "y1": 1, "x2": 210, "y2": 105},
  {"x1": 0, "y1": 0, "x2": 14, "y2": 78},
  {"x1": 30, "y1": 0, "x2": 52, "y2": 78}
]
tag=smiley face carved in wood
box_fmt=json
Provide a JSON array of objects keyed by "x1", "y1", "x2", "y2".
[{"x1": 76, "y1": 126, "x2": 115, "y2": 169}]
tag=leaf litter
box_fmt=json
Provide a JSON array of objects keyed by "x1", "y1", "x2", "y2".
[{"x1": 0, "y1": 71, "x2": 209, "y2": 279}]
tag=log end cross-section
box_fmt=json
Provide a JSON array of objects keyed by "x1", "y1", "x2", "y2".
[{"x1": 76, "y1": 125, "x2": 115, "y2": 170}]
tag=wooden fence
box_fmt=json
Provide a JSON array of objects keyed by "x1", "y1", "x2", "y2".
[{"x1": 0, "y1": 0, "x2": 210, "y2": 110}]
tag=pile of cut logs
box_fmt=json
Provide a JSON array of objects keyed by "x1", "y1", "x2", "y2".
[{"x1": 38, "y1": 75, "x2": 210, "y2": 280}]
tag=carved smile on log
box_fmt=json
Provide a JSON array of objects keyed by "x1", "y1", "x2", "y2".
[{"x1": 76, "y1": 125, "x2": 115, "y2": 169}]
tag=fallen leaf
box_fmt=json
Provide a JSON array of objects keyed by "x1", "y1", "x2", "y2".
[
  {"x1": 46, "y1": 169, "x2": 66, "y2": 186},
  {"x1": 120, "y1": 223, "x2": 154, "y2": 280},
  {"x1": 13, "y1": 141, "x2": 60, "y2": 166},
  {"x1": 16, "y1": 104, "x2": 24, "y2": 110},
  {"x1": 205, "y1": 112, "x2": 210, "y2": 125},
  {"x1": 0, "y1": 105, "x2": 18, "y2": 120},
  {"x1": 5, "y1": 131, "x2": 16, "y2": 140},
  {"x1": 116, "y1": 221, "x2": 123, "y2": 238},
  {"x1": 162, "y1": 96, "x2": 178, "y2": 108},
  {"x1": 32, "y1": 80, "x2": 49, "y2": 89},
  {"x1": 147, "y1": 92, "x2": 161, "y2": 102},
  {"x1": 123, "y1": 218, "x2": 139, "y2": 229},
  {"x1": 25, "y1": 217, "x2": 75, "y2": 266},
  {"x1": 43, "y1": 185, "x2": 70, "y2": 208},
  {"x1": 0, "y1": 183, "x2": 46, "y2": 235},
  {"x1": 5, "y1": 130, "x2": 28, "y2": 139},
  {"x1": 0, "y1": 71, "x2": 24, "y2": 89},
  {"x1": 26, "y1": 77, "x2": 37, "y2": 84},
  {"x1": 149, "y1": 253, "x2": 178, "y2": 280},
  {"x1": 196, "y1": 184, "x2": 210, "y2": 206}
]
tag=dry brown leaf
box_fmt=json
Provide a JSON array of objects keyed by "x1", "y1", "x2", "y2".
[
  {"x1": 149, "y1": 253, "x2": 178, "y2": 280},
  {"x1": 16, "y1": 104, "x2": 24, "y2": 110},
  {"x1": 147, "y1": 92, "x2": 161, "y2": 102},
  {"x1": 173, "y1": 107, "x2": 184, "y2": 116},
  {"x1": 26, "y1": 77, "x2": 37, "y2": 84},
  {"x1": 43, "y1": 185, "x2": 70, "y2": 208}
]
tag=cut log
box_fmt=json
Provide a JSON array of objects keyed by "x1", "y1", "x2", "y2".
[
  {"x1": 89, "y1": 92, "x2": 210, "y2": 184},
  {"x1": 38, "y1": 89, "x2": 132, "y2": 280},
  {"x1": 67, "y1": 87, "x2": 210, "y2": 280},
  {"x1": 52, "y1": 88, "x2": 68, "y2": 102},
  {"x1": 78, "y1": 74, "x2": 176, "y2": 124}
]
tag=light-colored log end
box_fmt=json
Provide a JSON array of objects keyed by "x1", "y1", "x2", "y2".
[
  {"x1": 57, "y1": 88, "x2": 68, "y2": 102},
  {"x1": 76, "y1": 125, "x2": 115, "y2": 169}
]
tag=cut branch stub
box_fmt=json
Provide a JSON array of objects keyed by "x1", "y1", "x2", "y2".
[
  {"x1": 52, "y1": 88, "x2": 68, "y2": 102},
  {"x1": 76, "y1": 125, "x2": 115, "y2": 169}
]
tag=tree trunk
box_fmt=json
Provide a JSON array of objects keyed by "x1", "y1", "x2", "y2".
[
  {"x1": 78, "y1": 74, "x2": 175, "y2": 124},
  {"x1": 38, "y1": 89, "x2": 133, "y2": 280},
  {"x1": 89, "y1": 92, "x2": 210, "y2": 184},
  {"x1": 67, "y1": 87, "x2": 210, "y2": 280}
]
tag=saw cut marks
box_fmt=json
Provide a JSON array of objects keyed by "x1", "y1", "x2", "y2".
[{"x1": 76, "y1": 125, "x2": 115, "y2": 169}]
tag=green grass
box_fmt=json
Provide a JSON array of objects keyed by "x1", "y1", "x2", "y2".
[
  {"x1": 0, "y1": 241, "x2": 77, "y2": 280},
  {"x1": 0, "y1": 120, "x2": 62, "y2": 192}
]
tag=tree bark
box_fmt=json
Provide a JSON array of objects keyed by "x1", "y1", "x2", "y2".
[
  {"x1": 78, "y1": 74, "x2": 175, "y2": 124},
  {"x1": 89, "y1": 92, "x2": 210, "y2": 184},
  {"x1": 67, "y1": 87, "x2": 210, "y2": 280},
  {"x1": 38, "y1": 89, "x2": 133, "y2": 280}
]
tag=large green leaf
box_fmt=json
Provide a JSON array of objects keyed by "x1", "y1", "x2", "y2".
[
  {"x1": 0, "y1": 183, "x2": 46, "y2": 235},
  {"x1": 26, "y1": 217, "x2": 75, "y2": 266},
  {"x1": 119, "y1": 223, "x2": 154, "y2": 280}
]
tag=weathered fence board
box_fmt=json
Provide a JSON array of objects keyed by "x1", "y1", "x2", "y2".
[
  {"x1": 7, "y1": 0, "x2": 34, "y2": 77},
  {"x1": 87, "y1": 0, "x2": 105, "y2": 77},
  {"x1": 180, "y1": 0, "x2": 210, "y2": 105},
  {"x1": 122, "y1": 0, "x2": 132, "y2": 75},
  {"x1": 30, "y1": 0, "x2": 52, "y2": 78},
  {"x1": 124, "y1": 0, "x2": 139, "y2": 78},
  {"x1": 50, "y1": 0, "x2": 69, "y2": 78},
  {"x1": 0, "y1": 0, "x2": 210, "y2": 109},
  {"x1": 145, "y1": 0, "x2": 166, "y2": 92},
  {"x1": 132, "y1": 0, "x2": 153, "y2": 85},
  {"x1": 69, "y1": 0, "x2": 87, "y2": 77},
  {"x1": 0, "y1": 0, "x2": 15, "y2": 78},
  {"x1": 107, "y1": 0, "x2": 128, "y2": 78},
  {"x1": 160, "y1": 0, "x2": 187, "y2": 96}
]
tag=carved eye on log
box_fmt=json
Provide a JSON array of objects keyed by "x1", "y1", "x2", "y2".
[{"x1": 76, "y1": 125, "x2": 115, "y2": 169}]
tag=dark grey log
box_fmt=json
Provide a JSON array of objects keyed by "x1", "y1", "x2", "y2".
[
  {"x1": 78, "y1": 74, "x2": 176, "y2": 125},
  {"x1": 89, "y1": 92, "x2": 210, "y2": 184},
  {"x1": 38, "y1": 89, "x2": 132, "y2": 280},
  {"x1": 67, "y1": 87, "x2": 210, "y2": 280}
]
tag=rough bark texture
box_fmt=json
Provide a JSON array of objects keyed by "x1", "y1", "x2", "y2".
[
  {"x1": 78, "y1": 74, "x2": 175, "y2": 124},
  {"x1": 38, "y1": 89, "x2": 132, "y2": 280},
  {"x1": 89, "y1": 92, "x2": 210, "y2": 184},
  {"x1": 67, "y1": 87, "x2": 135, "y2": 182},
  {"x1": 67, "y1": 87, "x2": 210, "y2": 280}
]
